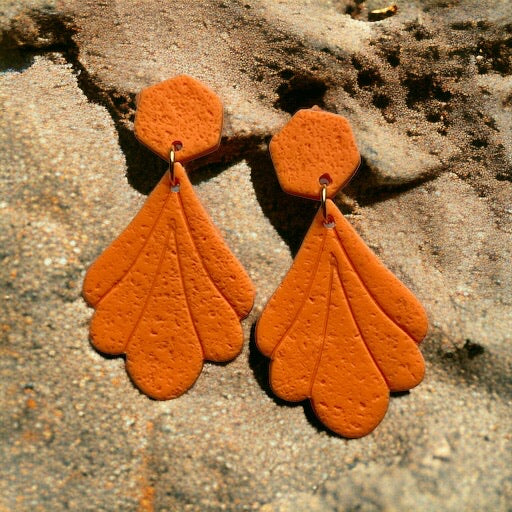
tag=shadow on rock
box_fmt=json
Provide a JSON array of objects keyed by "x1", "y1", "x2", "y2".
[
  {"x1": 118, "y1": 124, "x2": 168, "y2": 194},
  {"x1": 247, "y1": 148, "x2": 316, "y2": 257}
]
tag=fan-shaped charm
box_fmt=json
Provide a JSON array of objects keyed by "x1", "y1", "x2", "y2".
[
  {"x1": 257, "y1": 107, "x2": 427, "y2": 437},
  {"x1": 83, "y1": 76, "x2": 254, "y2": 399}
]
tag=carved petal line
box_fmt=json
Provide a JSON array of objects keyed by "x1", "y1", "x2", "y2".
[
  {"x1": 89, "y1": 192, "x2": 176, "y2": 355},
  {"x1": 331, "y1": 201, "x2": 428, "y2": 342},
  {"x1": 95, "y1": 186, "x2": 172, "y2": 307},
  {"x1": 124, "y1": 219, "x2": 174, "y2": 353},
  {"x1": 124, "y1": 220, "x2": 204, "y2": 400},
  {"x1": 175, "y1": 197, "x2": 244, "y2": 362},
  {"x1": 308, "y1": 255, "x2": 335, "y2": 396},
  {"x1": 332, "y1": 228, "x2": 425, "y2": 390},
  {"x1": 270, "y1": 231, "x2": 328, "y2": 360},
  {"x1": 83, "y1": 173, "x2": 171, "y2": 306},
  {"x1": 333, "y1": 221, "x2": 423, "y2": 343},
  {"x1": 331, "y1": 241, "x2": 392, "y2": 390},
  {"x1": 177, "y1": 163, "x2": 254, "y2": 318},
  {"x1": 177, "y1": 191, "x2": 239, "y2": 320},
  {"x1": 256, "y1": 215, "x2": 327, "y2": 358},
  {"x1": 174, "y1": 212, "x2": 206, "y2": 361},
  {"x1": 310, "y1": 248, "x2": 389, "y2": 438}
]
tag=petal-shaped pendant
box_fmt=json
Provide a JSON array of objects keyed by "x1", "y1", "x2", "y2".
[
  {"x1": 257, "y1": 201, "x2": 426, "y2": 437},
  {"x1": 84, "y1": 165, "x2": 254, "y2": 399}
]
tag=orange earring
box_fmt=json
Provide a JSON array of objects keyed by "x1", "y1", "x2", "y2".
[
  {"x1": 83, "y1": 75, "x2": 255, "y2": 400},
  {"x1": 256, "y1": 107, "x2": 427, "y2": 438}
]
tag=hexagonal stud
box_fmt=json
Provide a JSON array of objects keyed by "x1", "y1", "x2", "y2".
[
  {"x1": 134, "y1": 75, "x2": 223, "y2": 163},
  {"x1": 269, "y1": 108, "x2": 360, "y2": 200}
]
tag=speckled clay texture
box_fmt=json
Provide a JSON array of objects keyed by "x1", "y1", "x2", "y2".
[
  {"x1": 84, "y1": 163, "x2": 255, "y2": 399},
  {"x1": 269, "y1": 108, "x2": 361, "y2": 199},
  {"x1": 257, "y1": 199, "x2": 427, "y2": 438},
  {"x1": 134, "y1": 75, "x2": 223, "y2": 162},
  {"x1": 2, "y1": 1, "x2": 512, "y2": 509}
]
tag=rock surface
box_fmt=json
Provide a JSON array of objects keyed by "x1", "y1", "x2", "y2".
[{"x1": 0, "y1": 1, "x2": 511, "y2": 511}]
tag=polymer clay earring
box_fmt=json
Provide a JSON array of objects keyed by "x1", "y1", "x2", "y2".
[
  {"x1": 83, "y1": 75, "x2": 255, "y2": 400},
  {"x1": 256, "y1": 108, "x2": 427, "y2": 438}
]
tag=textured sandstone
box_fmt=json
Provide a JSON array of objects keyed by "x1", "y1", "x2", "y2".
[{"x1": 0, "y1": 0, "x2": 511, "y2": 510}]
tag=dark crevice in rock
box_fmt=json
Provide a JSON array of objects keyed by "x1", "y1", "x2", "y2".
[
  {"x1": 405, "y1": 20, "x2": 432, "y2": 41},
  {"x1": 451, "y1": 21, "x2": 474, "y2": 31},
  {"x1": 351, "y1": 56, "x2": 386, "y2": 91},
  {"x1": 386, "y1": 49, "x2": 400, "y2": 67},
  {"x1": 462, "y1": 339, "x2": 485, "y2": 359},
  {"x1": 0, "y1": 10, "x2": 75, "y2": 72},
  {"x1": 476, "y1": 36, "x2": 512, "y2": 75},
  {"x1": 429, "y1": 335, "x2": 512, "y2": 399},
  {"x1": 0, "y1": 45, "x2": 35, "y2": 72},
  {"x1": 404, "y1": 73, "x2": 452, "y2": 108},
  {"x1": 495, "y1": 170, "x2": 512, "y2": 182},
  {"x1": 425, "y1": 109, "x2": 442, "y2": 123},
  {"x1": 344, "y1": 0, "x2": 365, "y2": 20},
  {"x1": 357, "y1": 66, "x2": 383, "y2": 89},
  {"x1": 0, "y1": 9, "x2": 74, "y2": 51},
  {"x1": 470, "y1": 138, "x2": 489, "y2": 149},
  {"x1": 274, "y1": 73, "x2": 329, "y2": 113},
  {"x1": 372, "y1": 92, "x2": 391, "y2": 110}
]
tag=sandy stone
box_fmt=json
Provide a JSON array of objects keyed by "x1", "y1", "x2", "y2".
[{"x1": 0, "y1": 1, "x2": 511, "y2": 511}]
